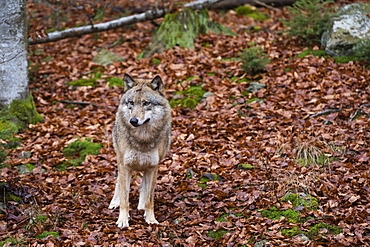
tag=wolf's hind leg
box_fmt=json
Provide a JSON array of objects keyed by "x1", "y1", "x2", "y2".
[
  {"x1": 141, "y1": 167, "x2": 159, "y2": 225},
  {"x1": 109, "y1": 176, "x2": 120, "y2": 209}
]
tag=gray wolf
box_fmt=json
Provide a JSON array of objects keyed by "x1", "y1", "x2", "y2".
[{"x1": 109, "y1": 73, "x2": 171, "y2": 228}]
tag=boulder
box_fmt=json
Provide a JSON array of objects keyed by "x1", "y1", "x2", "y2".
[{"x1": 321, "y1": 3, "x2": 370, "y2": 56}]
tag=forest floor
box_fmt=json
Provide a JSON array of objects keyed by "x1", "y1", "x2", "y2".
[{"x1": 1, "y1": 0, "x2": 369, "y2": 246}]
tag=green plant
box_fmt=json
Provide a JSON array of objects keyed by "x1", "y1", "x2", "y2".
[
  {"x1": 170, "y1": 85, "x2": 207, "y2": 109},
  {"x1": 239, "y1": 46, "x2": 270, "y2": 75},
  {"x1": 57, "y1": 139, "x2": 102, "y2": 170},
  {"x1": 282, "y1": 0, "x2": 335, "y2": 44}
]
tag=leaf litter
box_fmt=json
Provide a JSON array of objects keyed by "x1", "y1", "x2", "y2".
[{"x1": 1, "y1": 0, "x2": 369, "y2": 245}]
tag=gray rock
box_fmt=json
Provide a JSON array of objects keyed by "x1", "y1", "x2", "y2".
[
  {"x1": 322, "y1": 3, "x2": 370, "y2": 56},
  {"x1": 247, "y1": 82, "x2": 266, "y2": 93}
]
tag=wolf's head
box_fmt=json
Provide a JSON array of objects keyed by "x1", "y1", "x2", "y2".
[{"x1": 119, "y1": 73, "x2": 168, "y2": 128}]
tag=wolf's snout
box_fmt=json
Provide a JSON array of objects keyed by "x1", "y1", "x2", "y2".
[{"x1": 130, "y1": 118, "x2": 139, "y2": 127}]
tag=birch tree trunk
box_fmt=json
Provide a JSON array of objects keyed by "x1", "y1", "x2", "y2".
[{"x1": 0, "y1": 0, "x2": 29, "y2": 108}]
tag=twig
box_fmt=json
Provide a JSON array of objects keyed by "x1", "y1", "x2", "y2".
[
  {"x1": 308, "y1": 103, "x2": 370, "y2": 120},
  {"x1": 308, "y1": 108, "x2": 343, "y2": 119},
  {"x1": 59, "y1": 100, "x2": 99, "y2": 108},
  {"x1": 253, "y1": 0, "x2": 279, "y2": 11}
]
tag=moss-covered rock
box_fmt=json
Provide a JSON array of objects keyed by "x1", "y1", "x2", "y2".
[
  {"x1": 139, "y1": 8, "x2": 235, "y2": 58},
  {"x1": 0, "y1": 94, "x2": 43, "y2": 139}
]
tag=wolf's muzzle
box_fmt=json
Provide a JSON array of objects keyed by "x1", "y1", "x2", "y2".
[{"x1": 130, "y1": 118, "x2": 150, "y2": 127}]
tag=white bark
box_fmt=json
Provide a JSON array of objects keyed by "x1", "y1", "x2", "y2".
[
  {"x1": 0, "y1": 0, "x2": 29, "y2": 108},
  {"x1": 29, "y1": 0, "x2": 224, "y2": 45}
]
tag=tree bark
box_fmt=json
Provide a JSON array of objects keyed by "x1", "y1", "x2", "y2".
[
  {"x1": 0, "y1": 0, "x2": 29, "y2": 108},
  {"x1": 29, "y1": 0, "x2": 225, "y2": 45}
]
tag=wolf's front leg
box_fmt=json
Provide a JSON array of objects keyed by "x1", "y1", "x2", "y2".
[
  {"x1": 139, "y1": 167, "x2": 159, "y2": 225},
  {"x1": 116, "y1": 167, "x2": 131, "y2": 228}
]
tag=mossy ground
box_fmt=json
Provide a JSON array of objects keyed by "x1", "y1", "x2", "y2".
[
  {"x1": 235, "y1": 6, "x2": 269, "y2": 21},
  {"x1": 35, "y1": 231, "x2": 60, "y2": 239},
  {"x1": 57, "y1": 139, "x2": 102, "y2": 170},
  {"x1": 0, "y1": 94, "x2": 43, "y2": 139},
  {"x1": 281, "y1": 193, "x2": 318, "y2": 209}
]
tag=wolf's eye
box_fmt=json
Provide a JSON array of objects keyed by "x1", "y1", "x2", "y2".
[
  {"x1": 128, "y1": 101, "x2": 134, "y2": 106},
  {"x1": 143, "y1": 101, "x2": 151, "y2": 106}
]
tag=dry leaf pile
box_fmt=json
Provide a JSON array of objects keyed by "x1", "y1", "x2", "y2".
[{"x1": 1, "y1": 0, "x2": 369, "y2": 246}]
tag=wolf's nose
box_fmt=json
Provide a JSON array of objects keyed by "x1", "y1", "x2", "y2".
[{"x1": 130, "y1": 118, "x2": 139, "y2": 127}]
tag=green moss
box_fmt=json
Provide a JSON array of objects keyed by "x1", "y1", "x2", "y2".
[
  {"x1": 67, "y1": 71, "x2": 104, "y2": 87},
  {"x1": 298, "y1": 49, "x2": 327, "y2": 58},
  {"x1": 207, "y1": 228, "x2": 232, "y2": 240},
  {"x1": 36, "y1": 215, "x2": 49, "y2": 223},
  {"x1": 58, "y1": 139, "x2": 102, "y2": 170},
  {"x1": 8, "y1": 95, "x2": 43, "y2": 125},
  {"x1": 235, "y1": 6, "x2": 269, "y2": 21},
  {"x1": 281, "y1": 226, "x2": 302, "y2": 237},
  {"x1": 7, "y1": 193, "x2": 21, "y2": 202},
  {"x1": 0, "y1": 237, "x2": 24, "y2": 247},
  {"x1": 0, "y1": 94, "x2": 43, "y2": 139},
  {"x1": 281, "y1": 193, "x2": 318, "y2": 209},
  {"x1": 151, "y1": 58, "x2": 161, "y2": 65},
  {"x1": 261, "y1": 207, "x2": 302, "y2": 223},
  {"x1": 308, "y1": 223, "x2": 342, "y2": 237},
  {"x1": 216, "y1": 213, "x2": 243, "y2": 222},
  {"x1": 107, "y1": 77, "x2": 124, "y2": 88},
  {"x1": 35, "y1": 231, "x2": 59, "y2": 239},
  {"x1": 238, "y1": 163, "x2": 254, "y2": 170},
  {"x1": 333, "y1": 56, "x2": 358, "y2": 64},
  {"x1": 67, "y1": 78, "x2": 98, "y2": 87},
  {"x1": 170, "y1": 85, "x2": 207, "y2": 109}
]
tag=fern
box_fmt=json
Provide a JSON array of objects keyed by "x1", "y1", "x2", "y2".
[
  {"x1": 239, "y1": 46, "x2": 270, "y2": 75},
  {"x1": 282, "y1": 0, "x2": 335, "y2": 44}
]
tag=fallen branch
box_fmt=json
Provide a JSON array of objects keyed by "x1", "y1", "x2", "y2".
[
  {"x1": 59, "y1": 100, "x2": 99, "y2": 108},
  {"x1": 29, "y1": 0, "x2": 224, "y2": 45},
  {"x1": 308, "y1": 103, "x2": 370, "y2": 120}
]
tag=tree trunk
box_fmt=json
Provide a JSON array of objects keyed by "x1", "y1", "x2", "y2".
[
  {"x1": 0, "y1": 0, "x2": 29, "y2": 108},
  {"x1": 0, "y1": 0, "x2": 42, "y2": 139}
]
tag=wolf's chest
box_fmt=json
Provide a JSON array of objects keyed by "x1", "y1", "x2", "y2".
[{"x1": 123, "y1": 149, "x2": 159, "y2": 170}]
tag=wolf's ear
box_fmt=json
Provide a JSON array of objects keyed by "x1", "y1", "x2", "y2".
[
  {"x1": 124, "y1": 73, "x2": 135, "y2": 90},
  {"x1": 151, "y1": 75, "x2": 163, "y2": 91}
]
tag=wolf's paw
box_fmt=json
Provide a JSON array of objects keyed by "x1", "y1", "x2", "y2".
[
  {"x1": 145, "y1": 217, "x2": 159, "y2": 225},
  {"x1": 144, "y1": 211, "x2": 159, "y2": 225},
  {"x1": 109, "y1": 198, "x2": 120, "y2": 209},
  {"x1": 116, "y1": 219, "x2": 129, "y2": 228}
]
